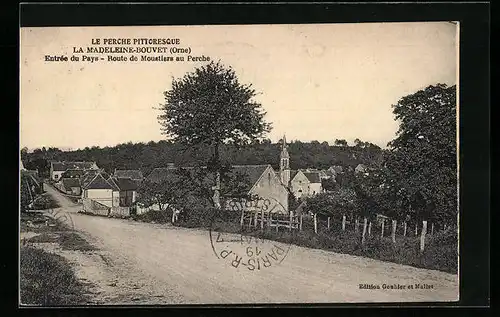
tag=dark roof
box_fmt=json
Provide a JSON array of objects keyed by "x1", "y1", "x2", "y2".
[
  {"x1": 62, "y1": 169, "x2": 85, "y2": 178},
  {"x1": 51, "y1": 161, "x2": 97, "y2": 172},
  {"x1": 303, "y1": 172, "x2": 321, "y2": 183},
  {"x1": 114, "y1": 169, "x2": 143, "y2": 180},
  {"x1": 81, "y1": 170, "x2": 100, "y2": 188},
  {"x1": 114, "y1": 177, "x2": 138, "y2": 191},
  {"x1": 62, "y1": 178, "x2": 81, "y2": 190},
  {"x1": 83, "y1": 173, "x2": 119, "y2": 190},
  {"x1": 231, "y1": 165, "x2": 269, "y2": 191}
]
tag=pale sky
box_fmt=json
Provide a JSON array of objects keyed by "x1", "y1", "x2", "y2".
[{"x1": 20, "y1": 22, "x2": 457, "y2": 150}]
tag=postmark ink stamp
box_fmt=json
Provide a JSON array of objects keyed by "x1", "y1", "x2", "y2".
[{"x1": 209, "y1": 197, "x2": 294, "y2": 271}]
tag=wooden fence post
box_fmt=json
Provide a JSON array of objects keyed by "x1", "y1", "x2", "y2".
[
  {"x1": 415, "y1": 222, "x2": 418, "y2": 236},
  {"x1": 403, "y1": 222, "x2": 407, "y2": 237},
  {"x1": 381, "y1": 220, "x2": 385, "y2": 238},
  {"x1": 254, "y1": 211, "x2": 258, "y2": 228},
  {"x1": 342, "y1": 215, "x2": 346, "y2": 231},
  {"x1": 268, "y1": 212, "x2": 272, "y2": 230},
  {"x1": 299, "y1": 214, "x2": 303, "y2": 231},
  {"x1": 431, "y1": 223, "x2": 434, "y2": 235},
  {"x1": 420, "y1": 220, "x2": 428, "y2": 253},
  {"x1": 240, "y1": 209, "x2": 245, "y2": 228},
  {"x1": 362, "y1": 217, "x2": 368, "y2": 244},
  {"x1": 171, "y1": 210, "x2": 176, "y2": 224},
  {"x1": 314, "y1": 213, "x2": 318, "y2": 234},
  {"x1": 355, "y1": 217, "x2": 359, "y2": 233},
  {"x1": 261, "y1": 211, "x2": 264, "y2": 230},
  {"x1": 391, "y1": 220, "x2": 397, "y2": 243},
  {"x1": 368, "y1": 222, "x2": 372, "y2": 237},
  {"x1": 327, "y1": 217, "x2": 330, "y2": 230},
  {"x1": 289, "y1": 212, "x2": 292, "y2": 231}
]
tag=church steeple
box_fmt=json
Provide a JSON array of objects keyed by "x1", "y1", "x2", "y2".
[{"x1": 280, "y1": 135, "x2": 290, "y2": 186}]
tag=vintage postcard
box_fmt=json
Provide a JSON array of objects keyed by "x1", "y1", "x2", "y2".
[{"x1": 19, "y1": 22, "x2": 459, "y2": 305}]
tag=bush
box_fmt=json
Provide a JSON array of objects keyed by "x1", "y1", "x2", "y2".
[
  {"x1": 32, "y1": 194, "x2": 60, "y2": 210},
  {"x1": 176, "y1": 207, "x2": 215, "y2": 228},
  {"x1": 133, "y1": 209, "x2": 173, "y2": 224},
  {"x1": 20, "y1": 246, "x2": 89, "y2": 306},
  {"x1": 420, "y1": 229, "x2": 458, "y2": 273}
]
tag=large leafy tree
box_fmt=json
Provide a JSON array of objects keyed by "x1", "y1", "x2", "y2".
[
  {"x1": 385, "y1": 84, "x2": 457, "y2": 225},
  {"x1": 137, "y1": 178, "x2": 183, "y2": 212},
  {"x1": 175, "y1": 162, "x2": 256, "y2": 210},
  {"x1": 158, "y1": 61, "x2": 271, "y2": 208}
]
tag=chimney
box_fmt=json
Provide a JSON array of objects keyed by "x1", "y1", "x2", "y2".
[{"x1": 167, "y1": 163, "x2": 175, "y2": 169}]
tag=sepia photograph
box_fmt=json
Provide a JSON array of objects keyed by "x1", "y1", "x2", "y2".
[{"x1": 19, "y1": 22, "x2": 459, "y2": 305}]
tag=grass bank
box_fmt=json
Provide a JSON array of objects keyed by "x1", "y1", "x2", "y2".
[
  {"x1": 20, "y1": 246, "x2": 91, "y2": 306},
  {"x1": 20, "y1": 211, "x2": 96, "y2": 305}
]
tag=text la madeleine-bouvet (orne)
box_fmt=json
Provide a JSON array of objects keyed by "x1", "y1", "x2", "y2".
[{"x1": 44, "y1": 37, "x2": 211, "y2": 63}]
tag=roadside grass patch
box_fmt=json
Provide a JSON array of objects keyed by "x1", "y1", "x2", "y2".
[
  {"x1": 32, "y1": 193, "x2": 61, "y2": 210},
  {"x1": 59, "y1": 232, "x2": 97, "y2": 251},
  {"x1": 26, "y1": 232, "x2": 59, "y2": 244},
  {"x1": 20, "y1": 212, "x2": 72, "y2": 234},
  {"x1": 26, "y1": 231, "x2": 97, "y2": 252},
  {"x1": 20, "y1": 246, "x2": 90, "y2": 306}
]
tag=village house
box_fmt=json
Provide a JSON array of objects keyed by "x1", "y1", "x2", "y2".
[
  {"x1": 60, "y1": 178, "x2": 82, "y2": 195},
  {"x1": 289, "y1": 170, "x2": 323, "y2": 199},
  {"x1": 49, "y1": 161, "x2": 99, "y2": 181},
  {"x1": 113, "y1": 169, "x2": 144, "y2": 187},
  {"x1": 61, "y1": 169, "x2": 86, "y2": 179},
  {"x1": 277, "y1": 135, "x2": 323, "y2": 199},
  {"x1": 81, "y1": 171, "x2": 138, "y2": 217}
]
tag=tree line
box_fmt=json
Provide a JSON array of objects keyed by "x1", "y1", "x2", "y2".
[{"x1": 21, "y1": 139, "x2": 384, "y2": 180}]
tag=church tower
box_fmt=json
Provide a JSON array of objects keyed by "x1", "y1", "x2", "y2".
[{"x1": 280, "y1": 135, "x2": 291, "y2": 187}]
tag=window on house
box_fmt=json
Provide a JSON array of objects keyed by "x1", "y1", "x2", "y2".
[{"x1": 268, "y1": 172, "x2": 271, "y2": 184}]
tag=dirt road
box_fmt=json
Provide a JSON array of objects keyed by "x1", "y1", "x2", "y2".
[{"x1": 42, "y1": 184, "x2": 459, "y2": 304}]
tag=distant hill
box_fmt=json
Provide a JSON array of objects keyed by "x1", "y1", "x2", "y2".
[{"x1": 23, "y1": 140, "x2": 385, "y2": 178}]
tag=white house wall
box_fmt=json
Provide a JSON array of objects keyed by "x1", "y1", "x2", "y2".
[
  {"x1": 309, "y1": 182, "x2": 322, "y2": 196},
  {"x1": 290, "y1": 171, "x2": 310, "y2": 198},
  {"x1": 112, "y1": 190, "x2": 120, "y2": 207},
  {"x1": 86, "y1": 189, "x2": 113, "y2": 207},
  {"x1": 249, "y1": 166, "x2": 289, "y2": 214},
  {"x1": 52, "y1": 171, "x2": 65, "y2": 181}
]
